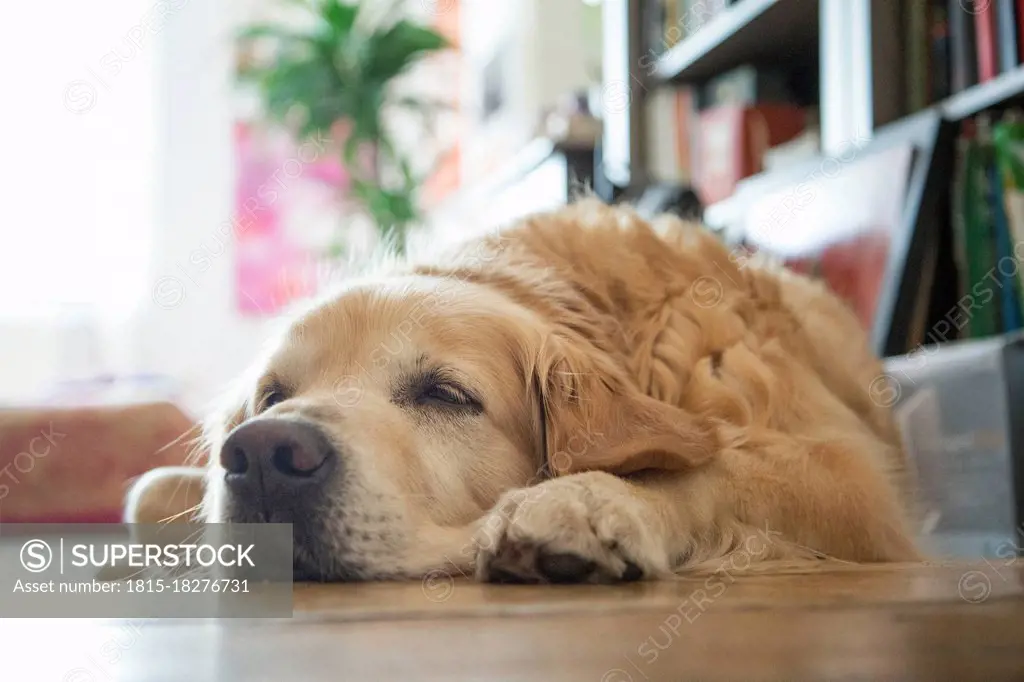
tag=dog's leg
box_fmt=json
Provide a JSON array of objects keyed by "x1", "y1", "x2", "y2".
[
  {"x1": 473, "y1": 452, "x2": 919, "y2": 584},
  {"x1": 473, "y1": 471, "x2": 681, "y2": 583},
  {"x1": 472, "y1": 469, "x2": 763, "y2": 583},
  {"x1": 98, "y1": 467, "x2": 209, "y2": 582},
  {"x1": 124, "y1": 466, "x2": 206, "y2": 524}
]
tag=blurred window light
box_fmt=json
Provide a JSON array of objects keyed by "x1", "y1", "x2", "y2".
[{"x1": 0, "y1": 2, "x2": 156, "y2": 318}]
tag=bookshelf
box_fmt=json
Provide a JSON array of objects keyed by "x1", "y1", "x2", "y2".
[
  {"x1": 653, "y1": 0, "x2": 819, "y2": 83},
  {"x1": 609, "y1": 0, "x2": 1024, "y2": 191},
  {"x1": 605, "y1": 0, "x2": 1024, "y2": 354},
  {"x1": 702, "y1": 55, "x2": 1024, "y2": 232},
  {"x1": 941, "y1": 64, "x2": 1024, "y2": 121},
  {"x1": 601, "y1": 0, "x2": 825, "y2": 192}
]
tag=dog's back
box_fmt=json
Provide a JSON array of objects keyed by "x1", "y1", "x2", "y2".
[
  {"x1": 461, "y1": 200, "x2": 897, "y2": 437},
  {"x1": 434, "y1": 201, "x2": 917, "y2": 552}
]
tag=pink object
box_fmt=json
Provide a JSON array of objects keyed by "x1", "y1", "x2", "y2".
[{"x1": 233, "y1": 123, "x2": 350, "y2": 315}]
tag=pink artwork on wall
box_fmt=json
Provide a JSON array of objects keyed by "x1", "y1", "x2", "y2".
[{"x1": 233, "y1": 122, "x2": 349, "y2": 315}]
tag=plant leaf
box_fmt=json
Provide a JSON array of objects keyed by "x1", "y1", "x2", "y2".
[
  {"x1": 320, "y1": 1, "x2": 360, "y2": 40},
  {"x1": 365, "y1": 21, "x2": 447, "y2": 82},
  {"x1": 257, "y1": 53, "x2": 340, "y2": 132},
  {"x1": 236, "y1": 0, "x2": 443, "y2": 253}
]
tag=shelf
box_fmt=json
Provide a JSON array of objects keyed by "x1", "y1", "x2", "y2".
[
  {"x1": 653, "y1": 0, "x2": 819, "y2": 84},
  {"x1": 425, "y1": 137, "x2": 595, "y2": 221},
  {"x1": 940, "y1": 66, "x2": 1024, "y2": 120}
]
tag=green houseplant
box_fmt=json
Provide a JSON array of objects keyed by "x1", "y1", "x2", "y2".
[{"x1": 237, "y1": 0, "x2": 449, "y2": 253}]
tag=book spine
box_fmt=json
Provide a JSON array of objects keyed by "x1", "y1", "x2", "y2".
[
  {"x1": 949, "y1": 0, "x2": 979, "y2": 92},
  {"x1": 974, "y1": 0, "x2": 999, "y2": 82},
  {"x1": 664, "y1": 0, "x2": 680, "y2": 49},
  {"x1": 961, "y1": 132, "x2": 1000, "y2": 337},
  {"x1": 997, "y1": 0, "x2": 1019, "y2": 72},
  {"x1": 907, "y1": 0, "x2": 931, "y2": 111},
  {"x1": 674, "y1": 88, "x2": 694, "y2": 182},
  {"x1": 992, "y1": 119, "x2": 1024, "y2": 313},
  {"x1": 931, "y1": 1, "x2": 952, "y2": 101},
  {"x1": 1018, "y1": 0, "x2": 1024, "y2": 63},
  {"x1": 645, "y1": 89, "x2": 682, "y2": 182},
  {"x1": 988, "y1": 158, "x2": 1024, "y2": 331}
]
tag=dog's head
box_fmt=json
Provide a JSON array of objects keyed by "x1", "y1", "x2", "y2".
[{"x1": 203, "y1": 273, "x2": 715, "y2": 580}]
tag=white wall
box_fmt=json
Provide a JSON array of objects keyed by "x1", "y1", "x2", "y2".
[
  {"x1": 135, "y1": 0, "x2": 273, "y2": 413},
  {"x1": 1, "y1": 1, "x2": 162, "y2": 403},
  {"x1": 458, "y1": 0, "x2": 601, "y2": 180},
  {"x1": 1, "y1": 0, "x2": 601, "y2": 411},
  {"x1": 0, "y1": 2, "x2": 272, "y2": 410}
]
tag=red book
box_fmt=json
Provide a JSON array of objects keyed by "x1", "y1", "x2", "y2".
[
  {"x1": 1018, "y1": 0, "x2": 1024, "y2": 63},
  {"x1": 695, "y1": 104, "x2": 806, "y2": 205},
  {"x1": 976, "y1": 1, "x2": 999, "y2": 82},
  {"x1": 673, "y1": 89, "x2": 694, "y2": 180}
]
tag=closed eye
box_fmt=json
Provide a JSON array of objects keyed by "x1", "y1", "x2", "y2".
[
  {"x1": 256, "y1": 381, "x2": 288, "y2": 413},
  {"x1": 410, "y1": 369, "x2": 483, "y2": 412},
  {"x1": 418, "y1": 382, "x2": 475, "y2": 407},
  {"x1": 398, "y1": 363, "x2": 484, "y2": 413},
  {"x1": 262, "y1": 391, "x2": 285, "y2": 410}
]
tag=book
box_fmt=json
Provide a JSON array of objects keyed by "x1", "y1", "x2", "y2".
[
  {"x1": 645, "y1": 87, "x2": 696, "y2": 184},
  {"x1": 997, "y1": 0, "x2": 1019, "y2": 72},
  {"x1": 930, "y1": 0, "x2": 952, "y2": 102},
  {"x1": 646, "y1": 89, "x2": 683, "y2": 183},
  {"x1": 694, "y1": 104, "x2": 806, "y2": 205},
  {"x1": 974, "y1": 0, "x2": 999, "y2": 82},
  {"x1": 674, "y1": 88, "x2": 695, "y2": 181},
  {"x1": 992, "y1": 116, "x2": 1024, "y2": 310},
  {"x1": 949, "y1": 0, "x2": 979, "y2": 92},
  {"x1": 1018, "y1": 0, "x2": 1024, "y2": 63},
  {"x1": 906, "y1": 0, "x2": 931, "y2": 112},
  {"x1": 664, "y1": 0, "x2": 681, "y2": 49},
  {"x1": 984, "y1": 143, "x2": 1024, "y2": 331},
  {"x1": 953, "y1": 129, "x2": 1001, "y2": 338}
]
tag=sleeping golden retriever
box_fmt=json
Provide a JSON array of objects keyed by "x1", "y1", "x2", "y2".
[{"x1": 126, "y1": 200, "x2": 919, "y2": 583}]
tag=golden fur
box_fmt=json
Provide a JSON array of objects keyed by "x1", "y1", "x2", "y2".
[{"x1": 127, "y1": 200, "x2": 919, "y2": 582}]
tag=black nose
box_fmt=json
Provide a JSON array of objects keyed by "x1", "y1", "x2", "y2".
[{"x1": 220, "y1": 419, "x2": 336, "y2": 515}]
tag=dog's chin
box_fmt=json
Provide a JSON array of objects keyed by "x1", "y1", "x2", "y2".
[
  {"x1": 291, "y1": 555, "x2": 366, "y2": 582},
  {"x1": 214, "y1": 498, "x2": 366, "y2": 581},
  {"x1": 291, "y1": 541, "x2": 378, "y2": 582}
]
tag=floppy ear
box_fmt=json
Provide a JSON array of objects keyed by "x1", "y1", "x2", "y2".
[{"x1": 535, "y1": 335, "x2": 718, "y2": 476}]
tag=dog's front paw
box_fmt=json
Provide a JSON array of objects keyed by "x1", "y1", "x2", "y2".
[{"x1": 473, "y1": 471, "x2": 672, "y2": 584}]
